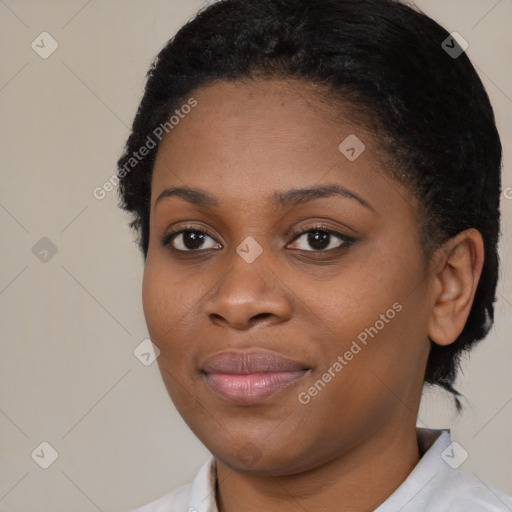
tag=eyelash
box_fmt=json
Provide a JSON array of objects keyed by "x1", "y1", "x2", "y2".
[
  {"x1": 286, "y1": 224, "x2": 355, "y2": 248},
  {"x1": 161, "y1": 223, "x2": 356, "y2": 254}
]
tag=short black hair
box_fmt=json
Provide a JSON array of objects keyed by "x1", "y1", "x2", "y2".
[{"x1": 116, "y1": 0, "x2": 502, "y2": 403}]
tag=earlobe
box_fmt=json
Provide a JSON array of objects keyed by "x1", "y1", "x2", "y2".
[{"x1": 427, "y1": 229, "x2": 485, "y2": 347}]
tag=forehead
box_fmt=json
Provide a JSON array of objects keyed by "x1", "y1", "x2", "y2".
[{"x1": 150, "y1": 78, "x2": 415, "y2": 217}]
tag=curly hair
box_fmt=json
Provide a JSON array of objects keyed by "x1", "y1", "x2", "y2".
[{"x1": 116, "y1": 0, "x2": 502, "y2": 405}]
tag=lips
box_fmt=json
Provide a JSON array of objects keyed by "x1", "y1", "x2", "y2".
[
  {"x1": 201, "y1": 350, "x2": 311, "y2": 405},
  {"x1": 202, "y1": 350, "x2": 309, "y2": 374}
]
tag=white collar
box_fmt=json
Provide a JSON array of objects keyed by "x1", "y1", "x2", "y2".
[{"x1": 146, "y1": 428, "x2": 512, "y2": 512}]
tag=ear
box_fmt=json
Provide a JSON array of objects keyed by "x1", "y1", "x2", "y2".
[{"x1": 427, "y1": 228, "x2": 485, "y2": 347}]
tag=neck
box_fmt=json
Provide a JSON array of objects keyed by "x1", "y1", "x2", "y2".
[{"x1": 215, "y1": 421, "x2": 420, "y2": 512}]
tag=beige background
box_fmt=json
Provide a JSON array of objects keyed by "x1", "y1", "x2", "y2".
[{"x1": 0, "y1": 0, "x2": 511, "y2": 510}]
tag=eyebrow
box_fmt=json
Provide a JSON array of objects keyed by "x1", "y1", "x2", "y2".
[{"x1": 154, "y1": 184, "x2": 375, "y2": 212}]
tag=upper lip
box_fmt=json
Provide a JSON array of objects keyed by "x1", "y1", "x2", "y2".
[{"x1": 201, "y1": 349, "x2": 310, "y2": 374}]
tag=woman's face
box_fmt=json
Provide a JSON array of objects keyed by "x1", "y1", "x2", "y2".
[{"x1": 143, "y1": 79, "x2": 433, "y2": 474}]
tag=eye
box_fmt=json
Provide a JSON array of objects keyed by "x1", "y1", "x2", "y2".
[
  {"x1": 161, "y1": 224, "x2": 355, "y2": 253},
  {"x1": 162, "y1": 228, "x2": 221, "y2": 252},
  {"x1": 287, "y1": 226, "x2": 355, "y2": 252}
]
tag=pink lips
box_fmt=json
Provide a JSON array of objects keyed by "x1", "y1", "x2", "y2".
[{"x1": 201, "y1": 350, "x2": 310, "y2": 405}]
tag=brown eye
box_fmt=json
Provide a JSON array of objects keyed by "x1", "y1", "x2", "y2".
[
  {"x1": 163, "y1": 229, "x2": 221, "y2": 252},
  {"x1": 288, "y1": 227, "x2": 355, "y2": 252}
]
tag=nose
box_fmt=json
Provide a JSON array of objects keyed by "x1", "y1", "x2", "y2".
[{"x1": 203, "y1": 249, "x2": 293, "y2": 330}]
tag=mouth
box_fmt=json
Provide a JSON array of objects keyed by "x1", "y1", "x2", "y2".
[{"x1": 201, "y1": 349, "x2": 311, "y2": 405}]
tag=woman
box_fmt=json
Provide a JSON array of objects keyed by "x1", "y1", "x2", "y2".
[{"x1": 117, "y1": 0, "x2": 511, "y2": 510}]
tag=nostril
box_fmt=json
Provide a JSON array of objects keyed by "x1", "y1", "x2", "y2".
[{"x1": 251, "y1": 313, "x2": 272, "y2": 321}]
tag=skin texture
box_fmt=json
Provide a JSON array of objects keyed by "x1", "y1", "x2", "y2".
[{"x1": 142, "y1": 78, "x2": 484, "y2": 512}]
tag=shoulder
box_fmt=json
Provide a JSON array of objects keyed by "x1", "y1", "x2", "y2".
[
  {"x1": 127, "y1": 457, "x2": 217, "y2": 512},
  {"x1": 128, "y1": 483, "x2": 191, "y2": 512},
  {"x1": 432, "y1": 467, "x2": 512, "y2": 511},
  {"x1": 377, "y1": 429, "x2": 512, "y2": 512}
]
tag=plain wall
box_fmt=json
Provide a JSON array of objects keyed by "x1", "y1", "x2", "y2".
[{"x1": 0, "y1": 1, "x2": 510, "y2": 510}]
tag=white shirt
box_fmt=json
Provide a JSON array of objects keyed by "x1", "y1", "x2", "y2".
[{"x1": 129, "y1": 429, "x2": 512, "y2": 512}]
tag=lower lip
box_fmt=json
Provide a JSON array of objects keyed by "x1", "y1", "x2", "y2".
[{"x1": 203, "y1": 371, "x2": 308, "y2": 404}]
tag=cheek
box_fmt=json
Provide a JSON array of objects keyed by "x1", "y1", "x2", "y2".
[
  {"x1": 310, "y1": 285, "x2": 428, "y2": 413},
  {"x1": 142, "y1": 253, "x2": 197, "y2": 326},
  {"x1": 142, "y1": 265, "x2": 171, "y2": 337},
  {"x1": 142, "y1": 261, "x2": 190, "y2": 356},
  {"x1": 304, "y1": 251, "x2": 426, "y2": 381},
  {"x1": 142, "y1": 258, "x2": 214, "y2": 375},
  {"x1": 142, "y1": 264, "x2": 197, "y2": 407},
  {"x1": 308, "y1": 262, "x2": 402, "y2": 340}
]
